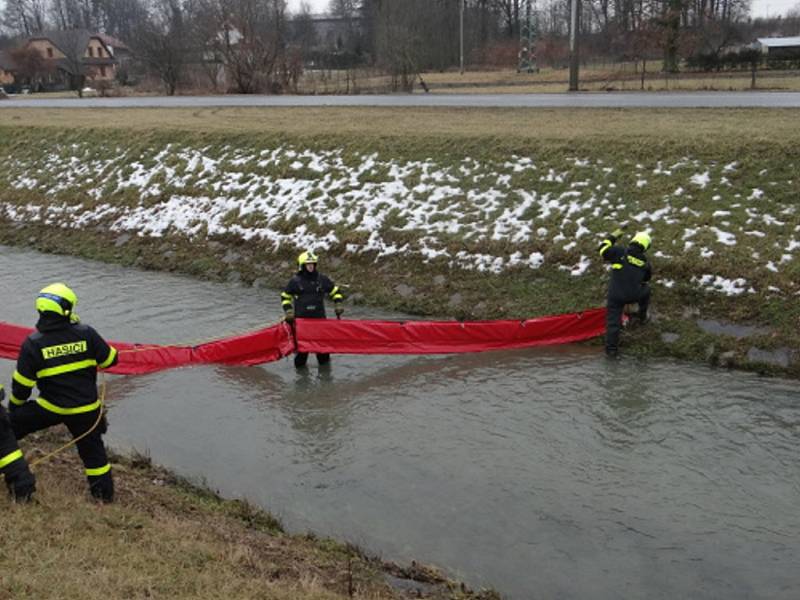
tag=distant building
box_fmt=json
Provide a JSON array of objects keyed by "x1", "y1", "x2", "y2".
[
  {"x1": 756, "y1": 36, "x2": 800, "y2": 59},
  {"x1": 0, "y1": 51, "x2": 16, "y2": 87},
  {"x1": 96, "y1": 33, "x2": 132, "y2": 65},
  {"x1": 29, "y1": 30, "x2": 117, "y2": 81},
  {"x1": 311, "y1": 14, "x2": 361, "y2": 50},
  {"x1": 4, "y1": 29, "x2": 119, "y2": 91}
]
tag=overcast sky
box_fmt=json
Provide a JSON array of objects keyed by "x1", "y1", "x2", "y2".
[{"x1": 288, "y1": 0, "x2": 799, "y2": 19}]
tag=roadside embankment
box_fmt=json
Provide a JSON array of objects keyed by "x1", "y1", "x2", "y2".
[
  {"x1": 0, "y1": 107, "x2": 799, "y2": 375},
  {"x1": 0, "y1": 429, "x2": 497, "y2": 600}
]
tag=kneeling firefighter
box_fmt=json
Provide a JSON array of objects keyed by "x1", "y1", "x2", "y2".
[
  {"x1": 0, "y1": 385, "x2": 36, "y2": 502},
  {"x1": 598, "y1": 229, "x2": 652, "y2": 357},
  {"x1": 281, "y1": 251, "x2": 344, "y2": 368},
  {"x1": 8, "y1": 283, "x2": 118, "y2": 502}
]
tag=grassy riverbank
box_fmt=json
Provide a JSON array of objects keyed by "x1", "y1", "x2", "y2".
[
  {"x1": 1, "y1": 429, "x2": 496, "y2": 600},
  {"x1": 0, "y1": 107, "x2": 799, "y2": 376}
]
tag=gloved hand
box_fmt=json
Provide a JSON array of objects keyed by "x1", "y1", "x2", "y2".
[
  {"x1": 284, "y1": 308, "x2": 295, "y2": 323},
  {"x1": 334, "y1": 304, "x2": 344, "y2": 318},
  {"x1": 611, "y1": 228, "x2": 625, "y2": 239},
  {"x1": 6, "y1": 466, "x2": 35, "y2": 503}
]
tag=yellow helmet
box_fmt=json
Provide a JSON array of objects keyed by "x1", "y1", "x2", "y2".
[
  {"x1": 36, "y1": 283, "x2": 79, "y2": 322},
  {"x1": 297, "y1": 251, "x2": 318, "y2": 268},
  {"x1": 632, "y1": 231, "x2": 651, "y2": 251}
]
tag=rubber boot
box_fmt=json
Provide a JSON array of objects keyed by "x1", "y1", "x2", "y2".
[{"x1": 89, "y1": 472, "x2": 114, "y2": 503}]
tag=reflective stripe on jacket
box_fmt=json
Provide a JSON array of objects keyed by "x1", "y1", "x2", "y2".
[
  {"x1": 12, "y1": 320, "x2": 117, "y2": 413},
  {"x1": 599, "y1": 236, "x2": 652, "y2": 301},
  {"x1": 281, "y1": 271, "x2": 343, "y2": 318}
]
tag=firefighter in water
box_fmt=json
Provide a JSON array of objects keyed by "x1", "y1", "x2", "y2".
[
  {"x1": 281, "y1": 251, "x2": 344, "y2": 368},
  {"x1": 0, "y1": 385, "x2": 36, "y2": 502},
  {"x1": 598, "y1": 229, "x2": 652, "y2": 358},
  {"x1": 8, "y1": 283, "x2": 118, "y2": 502}
]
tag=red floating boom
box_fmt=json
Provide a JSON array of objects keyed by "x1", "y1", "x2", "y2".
[
  {"x1": 0, "y1": 321, "x2": 295, "y2": 376},
  {"x1": 0, "y1": 308, "x2": 606, "y2": 375},
  {"x1": 295, "y1": 309, "x2": 606, "y2": 355}
]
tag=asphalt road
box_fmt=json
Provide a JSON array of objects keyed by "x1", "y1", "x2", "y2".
[{"x1": 1, "y1": 91, "x2": 800, "y2": 109}]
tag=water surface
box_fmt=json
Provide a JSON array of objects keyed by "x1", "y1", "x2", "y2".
[{"x1": 1, "y1": 246, "x2": 797, "y2": 599}]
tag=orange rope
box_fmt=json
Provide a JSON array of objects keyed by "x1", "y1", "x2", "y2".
[{"x1": 29, "y1": 373, "x2": 107, "y2": 468}]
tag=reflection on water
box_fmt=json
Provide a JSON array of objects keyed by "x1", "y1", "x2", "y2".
[{"x1": 1, "y1": 246, "x2": 799, "y2": 600}]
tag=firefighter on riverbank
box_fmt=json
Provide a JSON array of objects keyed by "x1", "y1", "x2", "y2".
[
  {"x1": 281, "y1": 251, "x2": 344, "y2": 368},
  {"x1": 8, "y1": 283, "x2": 117, "y2": 502},
  {"x1": 1, "y1": 385, "x2": 36, "y2": 502},
  {"x1": 599, "y1": 229, "x2": 652, "y2": 358}
]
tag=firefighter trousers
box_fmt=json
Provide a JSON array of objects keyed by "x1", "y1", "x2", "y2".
[
  {"x1": 606, "y1": 285, "x2": 651, "y2": 355},
  {"x1": 294, "y1": 352, "x2": 331, "y2": 368},
  {"x1": 10, "y1": 401, "x2": 114, "y2": 502}
]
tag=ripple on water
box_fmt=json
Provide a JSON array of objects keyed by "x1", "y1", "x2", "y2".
[{"x1": 1, "y1": 247, "x2": 799, "y2": 600}]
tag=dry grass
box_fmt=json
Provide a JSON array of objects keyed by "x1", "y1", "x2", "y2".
[
  {"x1": 0, "y1": 431, "x2": 492, "y2": 600},
  {"x1": 1, "y1": 107, "x2": 799, "y2": 153},
  {"x1": 296, "y1": 66, "x2": 800, "y2": 94},
  {"x1": 429, "y1": 75, "x2": 800, "y2": 94},
  {"x1": 423, "y1": 66, "x2": 800, "y2": 86}
]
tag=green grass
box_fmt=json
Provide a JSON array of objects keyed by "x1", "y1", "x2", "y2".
[{"x1": 0, "y1": 111, "x2": 798, "y2": 375}]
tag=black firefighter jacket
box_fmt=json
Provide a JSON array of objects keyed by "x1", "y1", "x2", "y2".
[
  {"x1": 281, "y1": 270, "x2": 344, "y2": 318},
  {"x1": 599, "y1": 236, "x2": 652, "y2": 303},
  {"x1": 10, "y1": 314, "x2": 118, "y2": 415}
]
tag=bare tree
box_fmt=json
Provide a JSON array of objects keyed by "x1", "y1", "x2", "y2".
[
  {"x1": 10, "y1": 44, "x2": 54, "y2": 88},
  {"x1": 50, "y1": 0, "x2": 90, "y2": 29},
  {"x1": 198, "y1": 0, "x2": 287, "y2": 94},
  {"x1": 493, "y1": 0, "x2": 521, "y2": 37},
  {"x1": 289, "y1": 1, "x2": 317, "y2": 56},
  {"x1": 98, "y1": 0, "x2": 150, "y2": 42},
  {"x1": 132, "y1": 0, "x2": 188, "y2": 95},
  {"x1": 328, "y1": 0, "x2": 359, "y2": 51},
  {"x1": 372, "y1": 0, "x2": 427, "y2": 90},
  {"x1": 52, "y1": 29, "x2": 96, "y2": 95},
  {"x1": 2, "y1": 0, "x2": 47, "y2": 36}
]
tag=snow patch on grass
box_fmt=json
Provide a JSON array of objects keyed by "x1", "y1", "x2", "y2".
[
  {"x1": 1, "y1": 142, "x2": 797, "y2": 299},
  {"x1": 690, "y1": 171, "x2": 711, "y2": 188},
  {"x1": 693, "y1": 275, "x2": 751, "y2": 296}
]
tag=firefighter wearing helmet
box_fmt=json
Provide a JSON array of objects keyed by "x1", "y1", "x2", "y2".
[
  {"x1": 598, "y1": 229, "x2": 652, "y2": 358},
  {"x1": 280, "y1": 251, "x2": 345, "y2": 368},
  {"x1": 8, "y1": 283, "x2": 118, "y2": 502}
]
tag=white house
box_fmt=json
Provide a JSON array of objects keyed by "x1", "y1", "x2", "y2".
[{"x1": 756, "y1": 36, "x2": 800, "y2": 59}]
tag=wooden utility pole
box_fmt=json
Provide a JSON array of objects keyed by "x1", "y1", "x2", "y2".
[{"x1": 569, "y1": 0, "x2": 580, "y2": 91}]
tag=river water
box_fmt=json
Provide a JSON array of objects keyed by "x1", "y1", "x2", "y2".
[{"x1": 1, "y1": 246, "x2": 797, "y2": 600}]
